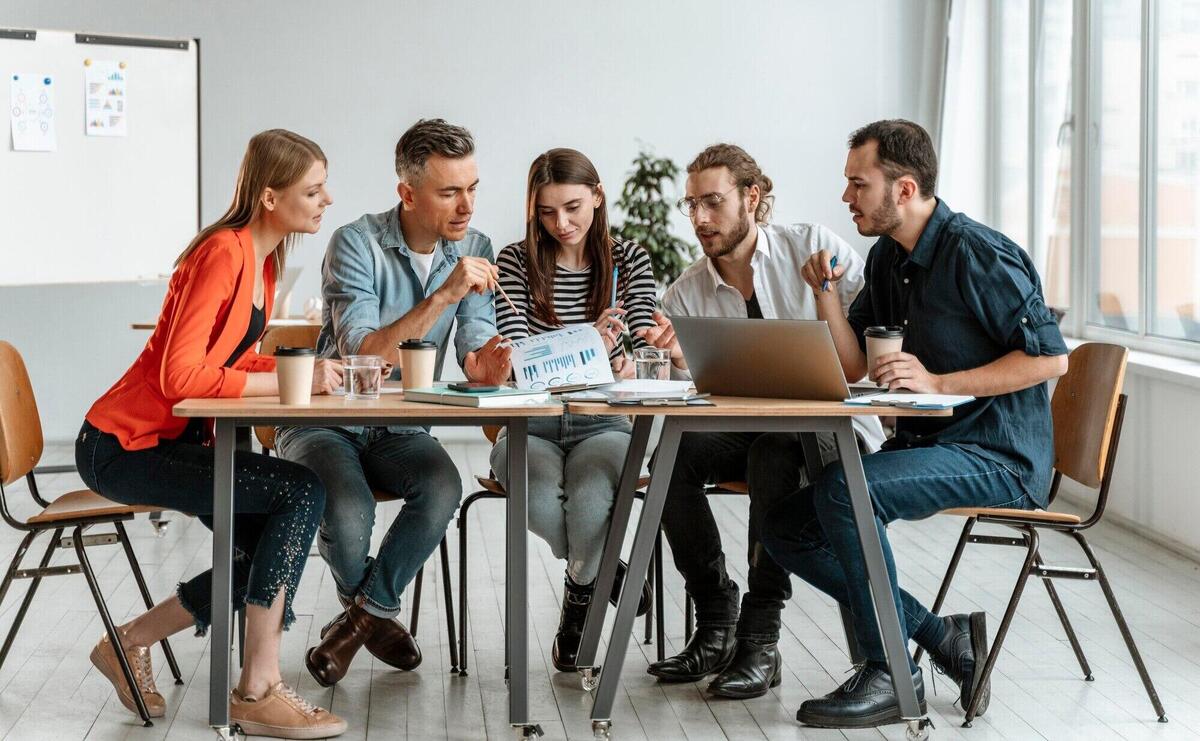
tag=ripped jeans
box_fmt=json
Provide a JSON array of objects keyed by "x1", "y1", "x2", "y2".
[
  {"x1": 75, "y1": 420, "x2": 325, "y2": 633},
  {"x1": 759, "y1": 442, "x2": 1031, "y2": 668}
]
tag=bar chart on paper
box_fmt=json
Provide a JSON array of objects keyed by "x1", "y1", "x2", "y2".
[{"x1": 511, "y1": 325, "x2": 614, "y2": 389}]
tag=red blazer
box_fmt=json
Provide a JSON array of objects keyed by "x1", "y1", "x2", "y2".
[{"x1": 86, "y1": 227, "x2": 277, "y2": 450}]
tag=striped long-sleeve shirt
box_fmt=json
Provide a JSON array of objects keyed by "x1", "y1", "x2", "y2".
[{"x1": 495, "y1": 238, "x2": 658, "y2": 359}]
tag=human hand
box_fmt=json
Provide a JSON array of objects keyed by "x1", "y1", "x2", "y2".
[
  {"x1": 871, "y1": 352, "x2": 942, "y2": 393},
  {"x1": 593, "y1": 303, "x2": 627, "y2": 351},
  {"x1": 800, "y1": 249, "x2": 846, "y2": 295},
  {"x1": 312, "y1": 359, "x2": 344, "y2": 395},
  {"x1": 634, "y1": 311, "x2": 682, "y2": 363},
  {"x1": 438, "y1": 256, "x2": 499, "y2": 303},
  {"x1": 464, "y1": 334, "x2": 512, "y2": 385},
  {"x1": 611, "y1": 354, "x2": 635, "y2": 379}
]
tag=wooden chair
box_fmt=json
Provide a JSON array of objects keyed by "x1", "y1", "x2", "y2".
[
  {"x1": 456, "y1": 425, "x2": 665, "y2": 676},
  {"x1": 254, "y1": 326, "x2": 458, "y2": 671},
  {"x1": 917, "y1": 342, "x2": 1166, "y2": 726},
  {"x1": 0, "y1": 341, "x2": 183, "y2": 726}
]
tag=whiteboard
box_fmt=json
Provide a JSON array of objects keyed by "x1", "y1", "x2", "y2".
[{"x1": 0, "y1": 29, "x2": 199, "y2": 285}]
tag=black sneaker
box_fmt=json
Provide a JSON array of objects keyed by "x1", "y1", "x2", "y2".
[
  {"x1": 928, "y1": 612, "x2": 990, "y2": 716},
  {"x1": 797, "y1": 664, "x2": 926, "y2": 729}
]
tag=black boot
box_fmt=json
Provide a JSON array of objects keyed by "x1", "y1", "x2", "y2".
[
  {"x1": 646, "y1": 625, "x2": 736, "y2": 682},
  {"x1": 611, "y1": 560, "x2": 652, "y2": 617},
  {"x1": 927, "y1": 612, "x2": 990, "y2": 716},
  {"x1": 797, "y1": 664, "x2": 926, "y2": 729},
  {"x1": 707, "y1": 639, "x2": 782, "y2": 698},
  {"x1": 552, "y1": 575, "x2": 593, "y2": 672}
]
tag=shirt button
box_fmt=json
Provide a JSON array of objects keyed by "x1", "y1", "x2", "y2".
[
  {"x1": 903, "y1": 320, "x2": 908, "y2": 325},
  {"x1": 903, "y1": 278, "x2": 910, "y2": 284},
  {"x1": 1021, "y1": 316, "x2": 1028, "y2": 324}
]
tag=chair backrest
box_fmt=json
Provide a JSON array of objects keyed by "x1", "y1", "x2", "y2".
[
  {"x1": 1051, "y1": 342, "x2": 1129, "y2": 489},
  {"x1": 255, "y1": 324, "x2": 322, "y2": 450},
  {"x1": 0, "y1": 342, "x2": 44, "y2": 486}
]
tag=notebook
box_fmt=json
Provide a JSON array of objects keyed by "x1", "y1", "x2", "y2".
[
  {"x1": 403, "y1": 385, "x2": 552, "y2": 408},
  {"x1": 844, "y1": 392, "x2": 975, "y2": 410}
]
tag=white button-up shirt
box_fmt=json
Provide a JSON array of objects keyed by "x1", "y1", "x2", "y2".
[{"x1": 662, "y1": 222, "x2": 886, "y2": 452}]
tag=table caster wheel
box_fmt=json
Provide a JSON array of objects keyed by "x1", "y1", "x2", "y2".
[
  {"x1": 905, "y1": 717, "x2": 934, "y2": 740},
  {"x1": 513, "y1": 723, "x2": 544, "y2": 739},
  {"x1": 579, "y1": 667, "x2": 599, "y2": 692},
  {"x1": 150, "y1": 518, "x2": 170, "y2": 537},
  {"x1": 592, "y1": 720, "x2": 612, "y2": 739},
  {"x1": 212, "y1": 725, "x2": 244, "y2": 740}
]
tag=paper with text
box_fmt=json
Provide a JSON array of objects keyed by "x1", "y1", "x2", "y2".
[
  {"x1": 10, "y1": 73, "x2": 56, "y2": 151},
  {"x1": 510, "y1": 325, "x2": 614, "y2": 390}
]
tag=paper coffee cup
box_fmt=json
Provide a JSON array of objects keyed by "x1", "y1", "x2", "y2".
[
  {"x1": 275, "y1": 347, "x2": 316, "y2": 405},
  {"x1": 399, "y1": 339, "x2": 437, "y2": 391},
  {"x1": 864, "y1": 326, "x2": 905, "y2": 379}
]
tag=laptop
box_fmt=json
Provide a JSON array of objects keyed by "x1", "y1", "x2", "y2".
[{"x1": 670, "y1": 316, "x2": 854, "y2": 401}]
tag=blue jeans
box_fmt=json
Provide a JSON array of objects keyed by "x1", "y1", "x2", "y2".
[
  {"x1": 275, "y1": 426, "x2": 462, "y2": 619},
  {"x1": 490, "y1": 414, "x2": 633, "y2": 584},
  {"x1": 75, "y1": 421, "x2": 324, "y2": 633},
  {"x1": 760, "y1": 443, "x2": 1031, "y2": 666}
]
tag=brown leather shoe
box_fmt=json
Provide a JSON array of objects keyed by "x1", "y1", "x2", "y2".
[
  {"x1": 319, "y1": 594, "x2": 421, "y2": 672},
  {"x1": 306, "y1": 603, "x2": 375, "y2": 687}
]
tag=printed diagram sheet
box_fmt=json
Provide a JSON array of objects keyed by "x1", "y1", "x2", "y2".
[
  {"x1": 509, "y1": 325, "x2": 614, "y2": 390},
  {"x1": 10, "y1": 73, "x2": 56, "y2": 151},
  {"x1": 85, "y1": 60, "x2": 127, "y2": 136}
]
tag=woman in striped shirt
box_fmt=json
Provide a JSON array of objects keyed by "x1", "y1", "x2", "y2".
[{"x1": 491, "y1": 148, "x2": 657, "y2": 671}]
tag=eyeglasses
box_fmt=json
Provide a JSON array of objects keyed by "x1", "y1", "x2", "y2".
[{"x1": 676, "y1": 186, "x2": 739, "y2": 218}]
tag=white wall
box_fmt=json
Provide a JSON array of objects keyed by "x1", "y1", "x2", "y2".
[{"x1": 2, "y1": 0, "x2": 945, "y2": 441}]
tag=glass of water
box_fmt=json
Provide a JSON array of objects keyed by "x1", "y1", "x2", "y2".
[
  {"x1": 343, "y1": 355, "x2": 384, "y2": 400},
  {"x1": 634, "y1": 347, "x2": 672, "y2": 380}
]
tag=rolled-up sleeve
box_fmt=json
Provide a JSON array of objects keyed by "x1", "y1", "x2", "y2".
[
  {"x1": 453, "y1": 235, "x2": 499, "y2": 366},
  {"x1": 322, "y1": 226, "x2": 379, "y2": 357},
  {"x1": 957, "y1": 238, "x2": 1067, "y2": 357}
]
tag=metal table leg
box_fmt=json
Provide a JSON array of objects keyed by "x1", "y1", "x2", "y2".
[
  {"x1": 832, "y1": 420, "x2": 923, "y2": 723},
  {"x1": 505, "y1": 418, "x2": 543, "y2": 739},
  {"x1": 209, "y1": 419, "x2": 236, "y2": 736},
  {"x1": 589, "y1": 419, "x2": 682, "y2": 734},
  {"x1": 577, "y1": 415, "x2": 654, "y2": 690}
]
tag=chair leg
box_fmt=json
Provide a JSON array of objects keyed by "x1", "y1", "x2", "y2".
[
  {"x1": 0, "y1": 530, "x2": 55, "y2": 671},
  {"x1": 113, "y1": 521, "x2": 183, "y2": 684},
  {"x1": 684, "y1": 593, "x2": 693, "y2": 643},
  {"x1": 839, "y1": 604, "x2": 863, "y2": 665},
  {"x1": 237, "y1": 607, "x2": 246, "y2": 668},
  {"x1": 654, "y1": 529, "x2": 666, "y2": 663},
  {"x1": 1035, "y1": 553, "x2": 1092, "y2": 681},
  {"x1": 1073, "y1": 532, "x2": 1167, "y2": 722},
  {"x1": 913, "y1": 517, "x2": 975, "y2": 665},
  {"x1": 410, "y1": 566, "x2": 424, "y2": 637},
  {"x1": 644, "y1": 546, "x2": 654, "y2": 646},
  {"x1": 72, "y1": 525, "x2": 154, "y2": 727},
  {"x1": 439, "y1": 537, "x2": 459, "y2": 673},
  {"x1": 458, "y1": 511, "x2": 470, "y2": 677},
  {"x1": 963, "y1": 527, "x2": 1040, "y2": 726}
]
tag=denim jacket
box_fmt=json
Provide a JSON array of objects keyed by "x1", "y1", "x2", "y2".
[{"x1": 316, "y1": 205, "x2": 498, "y2": 433}]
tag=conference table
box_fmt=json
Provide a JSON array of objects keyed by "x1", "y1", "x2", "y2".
[
  {"x1": 173, "y1": 391, "x2": 562, "y2": 740},
  {"x1": 566, "y1": 396, "x2": 950, "y2": 741}
]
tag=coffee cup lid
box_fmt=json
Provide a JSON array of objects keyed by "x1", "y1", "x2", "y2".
[
  {"x1": 274, "y1": 346, "x2": 316, "y2": 357},
  {"x1": 864, "y1": 325, "x2": 905, "y2": 338},
  {"x1": 399, "y1": 339, "x2": 437, "y2": 350}
]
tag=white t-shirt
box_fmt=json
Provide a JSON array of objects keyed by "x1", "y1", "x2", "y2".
[
  {"x1": 662, "y1": 222, "x2": 886, "y2": 453},
  {"x1": 409, "y1": 249, "x2": 437, "y2": 288}
]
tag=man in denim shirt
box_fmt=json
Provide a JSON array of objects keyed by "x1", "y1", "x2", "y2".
[
  {"x1": 760, "y1": 120, "x2": 1068, "y2": 728},
  {"x1": 277, "y1": 119, "x2": 511, "y2": 686}
]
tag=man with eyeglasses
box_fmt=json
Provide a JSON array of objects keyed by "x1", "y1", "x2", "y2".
[{"x1": 635, "y1": 143, "x2": 885, "y2": 698}]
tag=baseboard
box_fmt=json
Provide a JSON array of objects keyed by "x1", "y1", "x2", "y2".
[{"x1": 1057, "y1": 489, "x2": 1200, "y2": 565}]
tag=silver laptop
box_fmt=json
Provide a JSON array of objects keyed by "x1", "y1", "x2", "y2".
[{"x1": 670, "y1": 316, "x2": 852, "y2": 400}]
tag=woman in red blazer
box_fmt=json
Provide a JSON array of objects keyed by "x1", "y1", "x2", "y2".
[{"x1": 75, "y1": 130, "x2": 346, "y2": 739}]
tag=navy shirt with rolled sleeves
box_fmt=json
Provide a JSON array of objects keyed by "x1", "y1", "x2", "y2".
[{"x1": 846, "y1": 199, "x2": 1068, "y2": 507}]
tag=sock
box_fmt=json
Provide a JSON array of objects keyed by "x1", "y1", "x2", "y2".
[{"x1": 912, "y1": 612, "x2": 947, "y2": 653}]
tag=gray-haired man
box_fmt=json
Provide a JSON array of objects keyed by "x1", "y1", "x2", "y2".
[{"x1": 277, "y1": 119, "x2": 511, "y2": 685}]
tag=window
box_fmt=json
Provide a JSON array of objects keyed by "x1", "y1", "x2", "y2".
[{"x1": 1037, "y1": 0, "x2": 1074, "y2": 312}]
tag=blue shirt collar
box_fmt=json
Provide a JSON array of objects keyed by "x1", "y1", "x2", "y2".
[
  {"x1": 881, "y1": 198, "x2": 951, "y2": 269},
  {"x1": 381, "y1": 205, "x2": 463, "y2": 263}
]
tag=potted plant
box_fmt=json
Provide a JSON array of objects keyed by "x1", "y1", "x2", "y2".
[{"x1": 613, "y1": 146, "x2": 697, "y2": 288}]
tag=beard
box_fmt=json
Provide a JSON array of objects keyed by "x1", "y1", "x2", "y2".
[
  {"x1": 856, "y1": 196, "x2": 903, "y2": 237},
  {"x1": 699, "y1": 209, "x2": 752, "y2": 259}
]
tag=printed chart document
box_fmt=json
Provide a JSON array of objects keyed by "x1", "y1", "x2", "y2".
[
  {"x1": 84, "y1": 61, "x2": 128, "y2": 137},
  {"x1": 10, "y1": 73, "x2": 57, "y2": 151},
  {"x1": 510, "y1": 325, "x2": 614, "y2": 391},
  {"x1": 845, "y1": 392, "x2": 975, "y2": 409}
]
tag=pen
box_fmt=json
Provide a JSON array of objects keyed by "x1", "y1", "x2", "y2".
[
  {"x1": 610, "y1": 266, "x2": 619, "y2": 308},
  {"x1": 822, "y1": 256, "x2": 838, "y2": 292},
  {"x1": 495, "y1": 281, "x2": 519, "y2": 317}
]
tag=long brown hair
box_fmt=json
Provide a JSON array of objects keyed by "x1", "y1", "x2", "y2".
[
  {"x1": 174, "y1": 129, "x2": 327, "y2": 275},
  {"x1": 524, "y1": 148, "x2": 615, "y2": 325}
]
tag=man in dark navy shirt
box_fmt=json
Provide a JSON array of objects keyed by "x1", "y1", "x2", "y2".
[{"x1": 759, "y1": 120, "x2": 1068, "y2": 728}]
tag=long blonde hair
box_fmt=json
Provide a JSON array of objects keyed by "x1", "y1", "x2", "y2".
[{"x1": 175, "y1": 129, "x2": 327, "y2": 274}]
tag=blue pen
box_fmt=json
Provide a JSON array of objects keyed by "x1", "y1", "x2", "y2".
[
  {"x1": 611, "y1": 266, "x2": 619, "y2": 307},
  {"x1": 822, "y1": 256, "x2": 838, "y2": 292}
]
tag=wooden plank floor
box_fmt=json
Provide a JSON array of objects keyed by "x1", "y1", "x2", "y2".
[{"x1": 1, "y1": 440, "x2": 1197, "y2": 740}]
